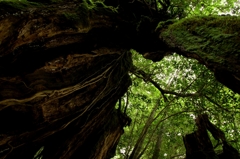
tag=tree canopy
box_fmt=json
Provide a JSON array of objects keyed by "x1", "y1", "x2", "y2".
[{"x1": 0, "y1": 0, "x2": 240, "y2": 159}]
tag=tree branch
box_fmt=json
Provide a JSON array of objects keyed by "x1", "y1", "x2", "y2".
[
  {"x1": 204, "y1": 95, "x2": 230, "y2": 112},
  {"x1": 130, "y1": 65, "x2": 202, "y2": 100}
]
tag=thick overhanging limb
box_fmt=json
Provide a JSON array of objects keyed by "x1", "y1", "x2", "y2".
[
  {"x1": 0, "y1": 0, "x2": 173, "y2": 59},
  {"x1": 159, "y1": 16, "x2": 240, "y2": 94},
  {"x1": 0, "y1": 1, "x2": 125, "y2": 55}
]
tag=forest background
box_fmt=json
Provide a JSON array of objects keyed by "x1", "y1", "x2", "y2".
[{"x1": 112, "y1": 0, "x2": 240, "y2": 158}]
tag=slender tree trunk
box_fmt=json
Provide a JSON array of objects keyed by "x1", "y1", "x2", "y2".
[
  {"x1": 124, "y1": 111, "x2": 139, "y2": 159},
  {"x1": 151, "y1": 124, "x2": 164, "y2": 159},
  {"x1": 129, "y1": 99, "x2": 160, "y2": 159}
]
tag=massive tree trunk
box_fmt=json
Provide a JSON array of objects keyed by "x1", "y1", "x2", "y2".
[
  {"x1": 0, "y1": 1, "x2": 133, "y2": 158},
  {"x1": 0, "y1": 0, "x2": 240, "y2": 158}
]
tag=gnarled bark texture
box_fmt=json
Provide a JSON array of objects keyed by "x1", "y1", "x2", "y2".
[{"x1": 0, "y1": 1, "x2": 132, "y2": 159}]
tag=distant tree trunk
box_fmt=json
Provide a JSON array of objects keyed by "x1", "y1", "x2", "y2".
[
  {"x1": 124, "y1": 111, "x2": 139, "y2": 159},
  {"x1": 129, "y1": 99, "x2": 160, "y2": 159},
  {"x1": 151, "y1": 124, "x2": 164, "y2": 159},
  {"x1": 183, "y1": 114, "x2": 240, "y2": 159}
]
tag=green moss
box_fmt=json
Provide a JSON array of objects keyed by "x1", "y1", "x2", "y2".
[
  {"x1": 60, "y1": 2, "x2": 91, "y2": 28},
  {"x1": 83, "y1": 0, "x2": 94, "y2": 6},
  {"x1": 61, "y1": 1, "x2": 117, "y2": 28},
  {"x1": 93, "y1": 1, "x2": 118, "y2": 14},
  {"x1": 0, "y1": 0, "x2": 41, "y2": 10},
  {"x1": 75, "y1": 2, "x2": 91, "y2": 26},
  {"x1": 160, "y1": 16, "x2": 240, "y2": 63},
  {"x1": 155, "y1": 19, "x2": 177, "y2": 32},
  {"x1": 160, "y1": 16, "x2": 240, "y2": 75}
]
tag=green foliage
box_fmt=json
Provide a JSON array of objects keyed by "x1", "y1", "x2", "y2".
[
  {"x1": 167, "y1": 0, "x2": 239, "y2": 17},
  {"x1": 114, "y1": 50, "x2": 240, "y2": 158},
  {"x1": 0, "y1": 0, "x2": 41, "y2": 10}
]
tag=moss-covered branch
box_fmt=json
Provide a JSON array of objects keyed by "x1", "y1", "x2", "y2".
[{"x1": 160, "y1": 16, "x2": 240, "y2": 93}]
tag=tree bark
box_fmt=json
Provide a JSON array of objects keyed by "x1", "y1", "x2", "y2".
[{"x1": 0, "y1": 1, "x2": 132, "y2": 158}]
